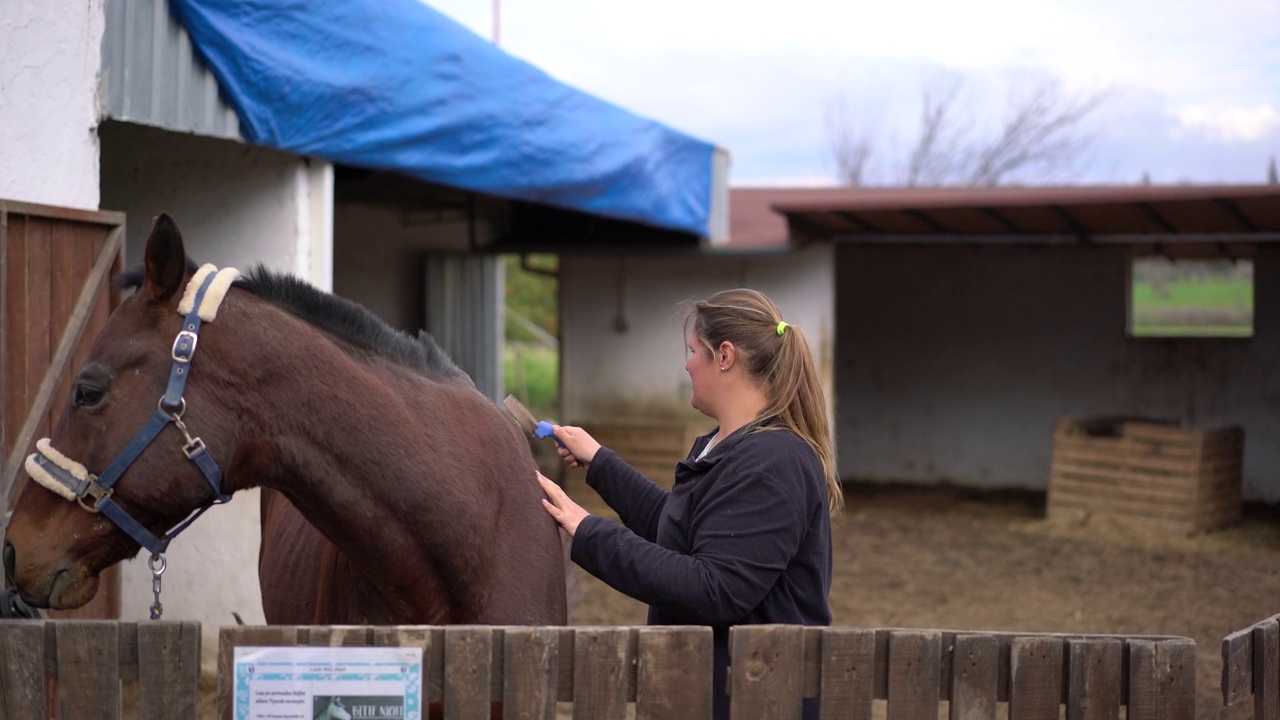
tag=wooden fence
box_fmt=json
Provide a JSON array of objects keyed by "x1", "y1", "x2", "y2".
[
  {"x1": 1223, "y1": 613, "x2": 1280, "y2": 719},
  {"x1": 0, "y1": 620, "x2": 1199, "y2": 719}
]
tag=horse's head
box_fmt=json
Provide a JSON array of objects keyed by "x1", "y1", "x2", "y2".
[{"x1": 4, "y1": 214, "x2": 237, "y2": 610}]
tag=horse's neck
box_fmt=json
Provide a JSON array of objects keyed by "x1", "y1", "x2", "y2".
[{"x1": 235, "y1": 352, "x2": 491, "y2": 623}]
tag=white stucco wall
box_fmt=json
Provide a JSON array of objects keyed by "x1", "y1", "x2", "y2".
[
  {"x1": 836, "y1": 243, "x2": 1280, "y2": 501},
  {"x1": 100, "y1": 121, "x2": 333, "y2": 659},
  {"x1": 0, "y1": 0, "x2": 104, "y2": 209},
  {"x1": 559, "y1": 245, "x2": 835, "y2": 427}
]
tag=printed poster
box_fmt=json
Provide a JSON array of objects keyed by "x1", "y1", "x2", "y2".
[{"x1": 234, "y1": 645, "x2": 423, "y2": 720}]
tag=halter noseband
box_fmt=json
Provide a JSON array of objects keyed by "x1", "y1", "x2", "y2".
[{"x1": 23, "y1": 266, "x2": 239, "y2": 559}]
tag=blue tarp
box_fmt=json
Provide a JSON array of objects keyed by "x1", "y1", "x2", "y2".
[{"x1": 169, "y1": 0, "x2": 718, "y2": 237}]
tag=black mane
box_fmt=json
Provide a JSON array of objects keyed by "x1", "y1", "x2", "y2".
[{"x1": 115, "y1": 263, "x2": 466, "y2": 379}]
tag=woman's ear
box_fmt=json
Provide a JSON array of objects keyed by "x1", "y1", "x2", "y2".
[{"x1": 718, "y1": 341, "x2": 735, "y2": 369}]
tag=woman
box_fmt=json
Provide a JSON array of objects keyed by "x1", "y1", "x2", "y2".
[{"x1": 538, "y1": 288, "x2": 842, "y2": 720}]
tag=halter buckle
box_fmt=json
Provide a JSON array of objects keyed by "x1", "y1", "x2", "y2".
[
  {"x1": 171, "y1": 330, "x2": 198, "y2": 363},
  {"x1": 182, "y1": 437, "x2": 207, "y2": 459},
  {"x1": 75, "y1": 480, "x2": 112, "y2": 513}
]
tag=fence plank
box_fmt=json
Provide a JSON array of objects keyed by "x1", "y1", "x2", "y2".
[
  {"x1": 731, "y1": 625, "x2": 805, "y2": 720},
  {"x1": 373, "y1": 626, "x2": 435, "y2": 704},
  {"x1": 0, "y1": 621, "x2": 47, "y2": 718},
  {"x1": 136, "y1": 621, "x2": 201, "y2": 720},
  {"x1": 636, "y1": 627, "x2": 711, "y2": 720},
  {"x1": 950, "y1": 634, "x2": 998, "y2": 720},
  {"x1": 573, "y1": 627, "x2": 630, "y2": 720},
  {"x1": 1225, "y1": 624, "x2": 1256, "y2": 706},
  {"x1": 886, "y1": 630, "x2": 941, "y2": 720},
  {"x1": 306, "y1": 626, "x2": 371, "y2": 647},
  {"x1": 1255, "y1": 620, "x2": 1280, "y2": 720},
  {"x1": 444, "y1": 627, "x2": 493, "y2": 720},
  {"x1": 819, "y1": 627, "x2": 875, "y2": 720},
  {"x1": 1128, "y1": 638, "x2": 1196, "y2": 720},
  {"x1": 57, "y1": 620, "x2": 120, "y2": 720},
  {"x1": 217, "y1": 625, "x2": 299, "y2": 720},
  {"x1": 503, "y1": 627, "x2": 558, "y2": 720},
  {"x1": 1009, "y1": 636, "x2": 1062, "y2": 720},
  {"x1": 1066, "y1": 638, "x2": 1121, "y2": 720}
]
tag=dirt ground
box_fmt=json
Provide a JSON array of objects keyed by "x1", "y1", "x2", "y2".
[{"x1": 561, "y1": 477, "x2": 1280, "y2": 719}]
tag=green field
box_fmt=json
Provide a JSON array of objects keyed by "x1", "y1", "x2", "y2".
[
  {"x1": 1131, "y1": 279, "x2": 1252, "y2": 337},
  {"x1": 504, "y1": 345, "x2": 559, "y2": 418}
]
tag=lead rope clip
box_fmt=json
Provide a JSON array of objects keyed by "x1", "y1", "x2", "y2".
[{"x1": 148, "y1": 553, "x2": 166, "y2": 620}]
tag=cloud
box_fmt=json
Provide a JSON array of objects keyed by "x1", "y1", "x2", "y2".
[{"x1": 1175, "y1": 104, "x2": 1280, "y2": 143}]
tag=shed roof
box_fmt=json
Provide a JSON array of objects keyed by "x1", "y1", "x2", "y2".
[{"x1": 765, "y1": 185, "x2": 1280, "y2": 244}]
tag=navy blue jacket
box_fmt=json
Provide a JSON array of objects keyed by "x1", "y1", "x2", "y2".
[{"x1": 571, "y1": 424, "x2": 833, "y2": 719}]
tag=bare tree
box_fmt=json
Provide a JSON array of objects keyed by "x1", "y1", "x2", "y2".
[
  {"x1": 828, "y1": 74, "x2": 1108, "y2": 187},
  {"x1": 825, "y1": 101, "x2": 875, "y2": 186}
]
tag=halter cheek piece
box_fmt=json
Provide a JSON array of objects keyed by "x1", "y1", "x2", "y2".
[{"x1": 23, "y1": 266, "x2": 239, "y2": 600}]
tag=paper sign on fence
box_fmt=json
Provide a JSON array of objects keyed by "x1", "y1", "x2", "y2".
[{"x1": 233, "y1": 645, "x2": 423, "y2": 720}]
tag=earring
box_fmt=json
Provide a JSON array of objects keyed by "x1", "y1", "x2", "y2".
[{"x1": 720, "y1": 366, "x2": 727, "y2": 371}]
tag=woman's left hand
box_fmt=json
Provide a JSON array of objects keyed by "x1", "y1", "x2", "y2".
[{"x1": 538, "y1": 472, "x2": 589, "y2": 537}]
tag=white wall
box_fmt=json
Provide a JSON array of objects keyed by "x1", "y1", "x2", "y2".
[
  {"x1": 559, "y1": 245, "x2": 835, "y2": 427},
  {"x1": 835, "y1": 243, "x2": 1280, "y2": 501},
  {"x1": 0, "y1": 0, "x2": 104, "y2": 209},
  {"x1": 100, "y1": 121, "x2": 333, "y2": 661}
]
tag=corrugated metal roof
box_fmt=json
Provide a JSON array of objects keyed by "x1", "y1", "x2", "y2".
[
  {"x1": 100, "y1": 0, "x2": 241, "y2": 140},
  {"x1": 727, "y1": 186, "x2": 1280, "y2": 248}
]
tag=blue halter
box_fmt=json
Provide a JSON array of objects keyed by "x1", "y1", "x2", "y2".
[{"x1": 27, "y1": 271, "x2": 231, "y2": 557}]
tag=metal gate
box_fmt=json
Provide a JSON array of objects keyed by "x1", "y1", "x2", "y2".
[{"x1": 1, "y1": 200, "x2": 126, "y2": 619}]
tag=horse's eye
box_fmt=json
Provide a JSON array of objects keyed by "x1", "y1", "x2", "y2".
[{"x1": 72, "y1": 384, "x2": 105, "y2": 409}]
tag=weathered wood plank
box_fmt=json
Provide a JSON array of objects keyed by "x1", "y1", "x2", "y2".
[
  {"x1": 1224, "y1": 622, "x2": 1257, "y2": 706},
  {"x1": 136, "y1": 621, "x2": 200, "y2": 720},
  {"x1": 636, "y1": 627, "x2": 712, "y2": 720},
  {"x1": 56, "y1": 620, "x2": 120, "y2": 720},
  {"x1": 950, "y1": 634, "x2": 998, "y2": 720},
  {"x1": 1008, "y1": 636, "x2": 1062, "y2": 720},
  {"x1": 1255, "y1": 620, "x2": 1280, "y2": 720},
  {"x1": 443, "y1": 626, "x2": 492, "y2": 720},
  {"x1": 503, "y1": 627, "x2": 557, "y2": 720},
  {"x1": 217, "y1": 625, "x2": 299, "y2": 720},
  {"x1": 306, "y1": 625, "x2": 371, "y2": 647},
  {"x1": 573, "y1": 627, "x2": 630, "y2": 720},
  {"x1": 1128, "y1": 638, "x2": 1195, "y2": 720},
  {"x1": 1065, "y1": 638, "x2": 1121, "y2": 720},
  {"x1": 886, "y1": 630, "x2": 941, "y2": 720},
  {"x1": 730, "y1": 625, "x2": 805, "y2": 720},
  {"x1": 0, "y1": 621, "x2": 47, "y2": 718},
  {"x1": 819, "y1": 627, "x2": 875, "y2": 720},
  {"x1": 373, "y1": 626, "x2": 435, "y2": 703}
]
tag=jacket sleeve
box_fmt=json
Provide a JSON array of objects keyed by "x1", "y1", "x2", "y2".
[
  {"x1": 572, "y1": 459, "x2": 807, "y2": 625},
  {"x1": 583, "y1": 447, "x2": 670, "y2": 541}
]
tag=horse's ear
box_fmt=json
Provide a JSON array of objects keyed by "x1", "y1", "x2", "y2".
[{"x1": 143, "y1": 213, "x2": 188, "y2": 303}]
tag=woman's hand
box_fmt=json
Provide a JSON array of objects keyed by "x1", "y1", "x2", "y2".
[
  {"x1": 551, "y1": 424, "x2": 602, "y2": 468},
  {"x1": 538, "y1": 472, "x2": 589, "y2": 537}
]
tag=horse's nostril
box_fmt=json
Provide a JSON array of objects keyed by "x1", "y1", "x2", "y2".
[{"x1": 3, "y1": 542, "x2": 15, "y2": 582}]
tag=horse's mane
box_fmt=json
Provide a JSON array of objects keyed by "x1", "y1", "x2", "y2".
[{"x1": 115, "y1": 263, "x2": 467, "y2": 379}]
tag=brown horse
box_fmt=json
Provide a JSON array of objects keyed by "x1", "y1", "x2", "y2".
[{"x1": 3, "y1": 213, "x2": 567, "y2": 627}]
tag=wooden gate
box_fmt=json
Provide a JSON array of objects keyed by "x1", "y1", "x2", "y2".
[{"x1": 1, "y1": 200, "x2": 126, "y2": 619}]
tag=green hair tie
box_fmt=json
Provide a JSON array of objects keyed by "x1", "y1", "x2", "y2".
[{"x1": 776, "y1": 321, "x2": 788, "y2": 336}]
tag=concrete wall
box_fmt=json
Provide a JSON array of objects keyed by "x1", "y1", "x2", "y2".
[
  {"x1": 0, "y1": 0, "x2": 104, "y2": 209},
  {"x1": 559, "y1": 245, "x2": 835, "y2": 428},
  {"x1": 835, "y1": 243, "x2": 1280, "y2": 501},
  {"x1": 330, "y1": 202, "x2": 482, "y2": 332},
  {"x1": 100, "y1": 121, "x2": 333, "y2": 655}
]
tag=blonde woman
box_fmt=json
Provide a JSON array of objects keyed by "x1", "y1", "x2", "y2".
[{"x1": 539, "y1": 288, "x2": 840, "y2": 720}]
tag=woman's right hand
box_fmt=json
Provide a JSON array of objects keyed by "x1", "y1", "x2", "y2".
[{"x1": 552, "y1": 424, "x2": 601, "y2": 468}]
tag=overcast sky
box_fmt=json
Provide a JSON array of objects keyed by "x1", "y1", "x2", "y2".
[{"x1": 428, "y1": 0, "x2": 1279, "y2": 187}]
